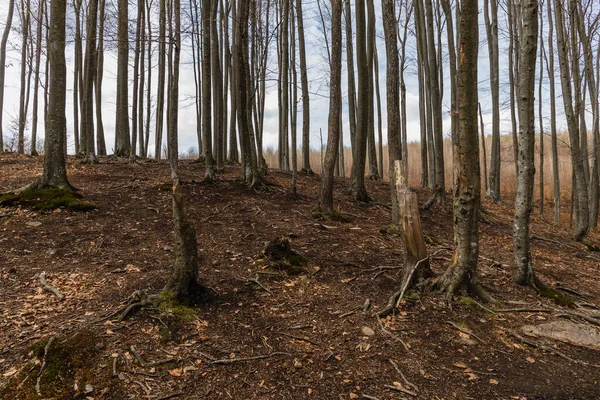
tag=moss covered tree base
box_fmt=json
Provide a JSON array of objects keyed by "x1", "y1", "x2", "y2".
[
  {"x1": 262, "y1": 237, "x2": 308, "y2": 275},
  {"x1": 0, "y1": 188, "x2": 95, "y2": 212},
  {"x1": 435, "y1": 263, "x2": 495, "y2": 304},
  {"x1": 312, "y1": 208, "x2": 351, "y2": 223}
]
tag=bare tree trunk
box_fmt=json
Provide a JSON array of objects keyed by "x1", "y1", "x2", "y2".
[
  {"x1": 30, "y1": 0, "x2": 44, "y2": 155},
  {"x1": 319, "y1": 0, "x2": 342, "y2": 215},
  {"x1": 399, "y1": 1, "x2": 411, "y2": 178},
  {"x1": 115, "y1": 0, "x2": 131, "y2": 156},
  {"x1": 0, "y1": 0, "x2": 16, "y2": 151},
  {"x1": 281, "y1": 0, "x2": 290, "y2": 172},
  {"x1": 484, "y1": 0, "x2": 500, "y2": 201},
  {"x1": 297, "y1": 0, "x2": 311, "y2": 174},
  {"x1": 436, "y1": 0, "x2": 490, "y2": 302},
  {"x1": 228, "y1": 0, "x2": 238, "y2": 163},
  {"x1": 554, "y1": 0, "x2": 589, "y2": 241},
  {"x1": 17, "y1": 0, "x2": 31, "y2": 154},
  {"x1": 382, "y1": 0, "x2": 402, "y2": 223},
  {"x1": 374, "y1": 42, "x2": 383, "y2": 180},
  {"x1": 416, "y1": 26, "x2": 428, "y2": 187},
  {"x1": 38, "y1": 0, "x2": 72, "y2": 189},
  {"x1": 479, "y1": 103, "x2": 488, "y2": 194},
  {"x1": 95, "y1": 0, "x2": 107, "y2": 156},
  {"x1": 167, "y1": 0, "x2": 180, "y2": 179},
  {"x1": 425, "y1": 0, "x2": 444, "y2": 201},
  {"x1": 155, "y1": 0, "x2": 166, "y2": 159},
  {"x1": 441, "y1": 0, "x2": 457, "y2": 176},
  {"x1": 349, "y1": 0, "x2": 370, "y2": 202},
  {"x1": 538, "y1": 8, "x2": 544, "y2": 217},
  {"x1": 132, "y1": 0, "x2": 145, "y2": 159},
  {"x1": 73, "y1": 0, "x2": 82, "y2": 154},
  {"x1": 365, "y1": 0, "x2": 379, "y2": 181},
  {"x1": 190, "y1": 0, "x2": 202, "y2": 159},
  {"x1": 82, "y1": 0, "x2": 98, "y2": 163},
  {"x1": 546, "y1": 0, "x2": 560, "y2": 224},
  {"x1": 221, "y1": 0, "x2": 229, "y2": 163},
  {"x1": 202, "y1": 0, "x2": 216, "y2": 180},
  {"x1": 508, "y1": 0, "x2": 520, "y2": 172},
  {"x1": 137, "y1": 0, "x2": 146, "y2": 158},
  {"x1": 513, "y1": 0, "x2": 540, "y2": 287},
  {"x1": 211, "y1": 0, "x2": 224, "y2": 171},
  {"x1": 290, "y1": 0, "x2": 298, "y2": 194},
  {"x1": 343, "y1": 0, "x2": 357, "y2": 152}
]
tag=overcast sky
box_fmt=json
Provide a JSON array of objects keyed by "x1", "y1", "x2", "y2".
[{"x1": 0, "y1": 1, "x2": 576, "y2": 156}]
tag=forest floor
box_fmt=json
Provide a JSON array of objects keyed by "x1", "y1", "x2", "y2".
[{"x1": 1, "y1": 153, "x2": 600, "y2": 400}]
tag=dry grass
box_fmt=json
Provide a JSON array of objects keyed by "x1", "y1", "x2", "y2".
[{"x1": 264, "y1": 132, "x2": 582, "y2": 204}]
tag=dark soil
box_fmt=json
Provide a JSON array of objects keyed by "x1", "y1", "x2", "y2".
[{"x1": 1, "y1": 153, "x2": 600, "y2": 399}]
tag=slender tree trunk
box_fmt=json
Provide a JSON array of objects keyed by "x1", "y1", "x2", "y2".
[
  {"x1": 73, "y1": 0, "x2": 82, "y2": 154},
  {"x1": 297, "y1": 0, "x2": 311, "y2": 174},
  {"x1": 228, "y1": 0, "x2": 238, "y2": 163},
  {"x1": 479, "y1": 103, "x2": 488, "y2": 194},
  {"x1": 155, "y1": 0, "x2": 166, "y2": 159},
  {"x1": 538, "y1": 8, "x2": 544, "y2": 217},
  {"x1": 115, "y1": 0, "x2": 130, "y2": 156},
  {"x1": 144, "y1": 0, "x2": 153, "y2": 158},
  {"x1": 82, "y1": 0, "x2": 98, "y2": 163},
  {"x1": 95, "y1": 0, "x2": 106, "y2": 156},
  {"x1": 374, "y1": 42, "x2": 383, "y2": 180},
  {"x1": 366, "y1": 0, "x2": 379, "y2": 181},
  {"x1": 138, "y1": 0, "x2": 146, "y2": 158},
  {"x1": 167, "y1": 0, "x2": 180, "y2": 179},
  {"x1": 319, "y1": 0, "x2": 342, "y2": 215},
  {"x1": 399, "y1": 1, "x2": 411, "y2": 178},
  {"x1": 281, "y1": 0, "x2": 290, "y2": 172},
  {"x1": 17, "y1": 0, "x2": 31, "y2": 154},
  {"x1": 290, "y1": 0, "x2": 298, "y2": 194},
  {"x1": 513, "y1": 0, "x2": 539, "y2": 286},
  {"x1": 202, "y1": 0, "x2": 216, "y2": 179},
  {"x1": 484, "y1": 0, "x2": 500, "y2": 201},
  {"x1": 344, "y1": 0, "x2": 357, "y2": 152},
  {"x1": 508, "y1": 0, "x2": 520, "y2": 172},
  {"x1": 0, "y1": 0, "x2": 16, "y2": 151},
  {"x1": 211, "y1": 0, "x2": 224, "y2": 171},
  {"x1": 30, "y1": 0, "x2": 44, "y2": 155},
  {"x1": 132, "y1": 0, "x2": 145, "y2": 159},
  {"x1": 39, "y1": 0, "x2": 71, "y2": 189},
  {"x1": 554, "y1": 0, "x2": 589, "y2": 241},
  {"x1": 190, "y1": 0, "x2": 203, "y2": 159},
  {"x1": 437, "y1": 0, "x2": 490, "y2": 302},
  {"x1": 382, "y1": 0, "x2": 402, "y2": 223},
  {"x1": 350, "y1": 0, "x2": 370, "y2": 202},
  {"x1": 546, "y1": 0, "x2": 560, "y2": 224}
]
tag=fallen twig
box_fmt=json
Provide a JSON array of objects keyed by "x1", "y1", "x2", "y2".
[
  {"x1": 361, "y1": 395, "x2": 381, "y2": 400},
  {"x1": 376, "y1": 316, "x2": 409, "y2": 351},
  {"x1": 247, "y1": 275, "x2": 272, "y2": 295},
  {"x1": 130, "y1": 345, "x2": 146, "y2": 366},
  {"x1": 384, "y1": 383, "x2": 417, "y2": 396},
  {"x1": 554, "y1": 310, "x2": 600, "y2": 327},
  {"x1": 446, "y1": 321, "x2": 485, "y2": 344},
  {"x1": 155, "y1": 392, "x2": 183, "y2": 400},
  {"x1": 210, "y1": 352, "x2": 290, "y2": 365},
  {"x1": 39, "y1": 272, "x2": 64, "y2": 300},
  {"x1": 35, "y1": 336, "x2": 56, "y2": 396},
  {"x1": 389, "y1": 358, "x2": 418, "y2": 391},
  {"x1": 146, "y1": 358, "x2": 176, "y2": 367}
]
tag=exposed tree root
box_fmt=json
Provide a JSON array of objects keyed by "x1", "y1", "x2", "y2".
[
  {"x1": 35, "y1": 336, "x2": 56, "y2": 396},
  {"x1": 377, "y1": 257, "x2": 428, "y2": 318},
  {"x1": 376, "y1": 316, "x2": 410, "y2": 351},
  {"x1": 446, "y1": 321, "x2": 485, "y2": 343},
  {"x1": 209, "y1": 352, "x2": 290, "y2": 365}
]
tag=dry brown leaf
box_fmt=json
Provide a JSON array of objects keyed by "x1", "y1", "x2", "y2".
[
  {"x1": 2, "y1": 367, "x2": 18, "y2": 377},
  {"x1": 453, "y1": 362, "x2": 468, "y2": 369},
  {"x1": 168, "y1": 368, "x2": 182, "y2": 377},
  {"x1": 526, "y1": 357, "x2": 535, "y2": 364},
  {"x1": 489, "y1": 378, "x2": 499, "y2": 385}
]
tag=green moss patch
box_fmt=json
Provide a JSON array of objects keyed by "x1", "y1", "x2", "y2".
[
  {"x1": 158, "y1": 290, "x2": 197, "y2": 321},
  {"x1": 311, "y1": 209, "x2": 352, "y2": 223},
  {"x1": 0, "y1": 189, "x2": 96, "y2": 212},
  {"x1": 2, "y1": 330, "x2": 100, "y2": 399},
  {"x1": 537, "y1": 285, "x2": 575, "y2": 307}
]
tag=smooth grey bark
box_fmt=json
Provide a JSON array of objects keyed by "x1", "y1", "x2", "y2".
[
  {"x1": 228, "y1": 0, "x2": 238, "y2": 162},
  {"x1": 81, "y1": 0, "x2": 98, "y2": 163},
  {"x1": 202, "y1": 0, "x2": 216, "y2": 180},
  {"x1": 382, "y1": 0, "x2": 402, "y2": 223},
  {"x1": 167, "y1": 0, "x2": 180, "y2": 179},
  {"x1": 508, "y1": 0, "x2": 519, "y2": 172},
  {"x1": 281, "y1": 0, "x2": 290, "y2": 172},
  {"x1": 415, "y1": 0, "x2": 431, "y2": 187},
  {"x1": 366, "y1": 0, "x2": 379, "y2": 181},
  {"x1": 554, "y1": 0, "x2": 589, "y2": 241},
  {"x1": 399, "y1": 1, "x2": 411, "y2": 178},
  {"x1": 290, "y1": 0, "x2": 298, "y2": 194},
  {"x1": 538, "y1": 7, "x2": 544, "y2": 217},
  {"x1": 30, "y1": 0, "x2": 44, "y2": 155},
  {"x1": 155, "y1": 0, "x2": 166, "y2": 159},
  {"x1": 374, "y1": 41, "x2": 383, "y2": 180},
  {"x1": 115, "y1": 0, "x2": 130, "y2": 156},
  {"x1": 350, "y1": 0, "x2": 370, "y2": 202},
  {"x1": 137, "y1": 0, "x2": 146, "y2": 158},
  {"x1": 131, "y1": 0, "x2": 145, "y2": 158},
  {"x1": 0, "y1": 0, "x2": 15, "y2": 151},
  {"x1": 73, "y1": 0, "x2": 82, "y2": 153},
  {"x1": 344, "y1": 0, "x2": 357, "y2": 152},
  {"x1": 211, "y1": 0, "x2": 224, "y2": 170},
  {"x1": 190, "y1": 0, "x2": 203, "y2": 160},
  {"x1": 319, "y1": 0, "x2": 342, "y2": 215},
  {"x1": 17, "y1": 0, "x2": 31, "y2": 154},
  {"x1": 95, "y1": 0, "x2": 106, "y2": 156},
  {"x1": 546, "y1": 0, "x2": 560, "y2": 224},
  {"x1": 424, "y1": 0, "x2": 445, "y2": 201},
  {"x1": 513, "y1": 0, "x2": 539, "y2": 287},
  {"x1": 484, "y1": 0, "x2": 500, "y2": 202},
  {"x1": 38, "y1": 0, "x2": 71, "y2": 189},
  {"x1": 297, "y1": 0, "x2": 311, "y2": 174}
]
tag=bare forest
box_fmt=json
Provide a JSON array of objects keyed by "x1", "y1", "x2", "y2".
[{"x1": 2, "y1": 0, "x2": 600, "y2": 399}]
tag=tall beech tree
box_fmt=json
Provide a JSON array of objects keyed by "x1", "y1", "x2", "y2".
[
  {"x1": 319, "y1": 0, "x2": 342, "y2": 216},
  {"x1": 115, "y1": 0, "x2": 131, "y2": 156},
  {"x1": 554, "y1": 0, "x2": 589, "y2": 241},
  {"x1": 513, "y1": 0, "x2": 541, "y2": 287},
  {"x1": 436, "y1": 0, "x2": 491, "y2": 301},
  {"x1": 0, "y1": 0, "x2": 16, "y2": 151}
]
